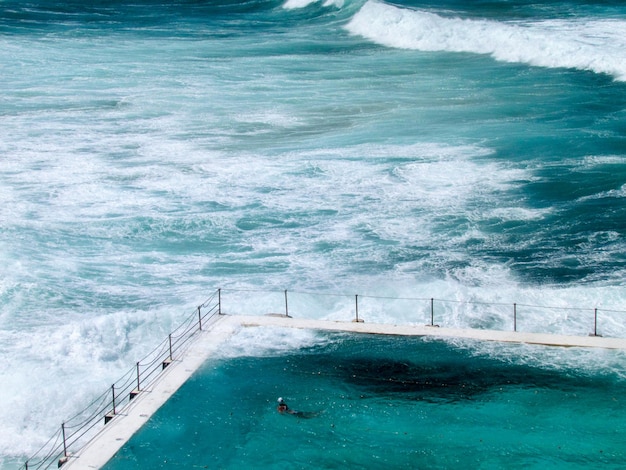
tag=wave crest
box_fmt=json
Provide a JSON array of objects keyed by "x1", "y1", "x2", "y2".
[
  {"x1": 346, "y1": 0, "x2": 626, "y2": 81},
  {"x1": 283, "y1": 0, "x2": 345, "y2": 10}
]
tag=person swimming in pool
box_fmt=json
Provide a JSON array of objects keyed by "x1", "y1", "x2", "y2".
[
  {"x1": 277, "y1": 397, "x2": 320, "y2": 418},
  {"x1": 277, "y1": 397, "x2": 294, "y2": 414}
]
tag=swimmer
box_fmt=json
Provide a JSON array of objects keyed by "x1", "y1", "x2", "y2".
[
  {"x1": 277, "y1": 397, "x2": 294, "y2": 414},
  {"x1": 276, "y1": 397, "x2": 319, "y2": 418}
]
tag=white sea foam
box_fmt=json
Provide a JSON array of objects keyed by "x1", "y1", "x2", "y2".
[
  {"x1": 2, "y1": 7, "x2": 626, "y2": 464},
  {"x1": 581, "y1": 155, "x2": 626, "y2": 167},
  {"x1": 3, "y1": 131, "x2": 625, "y2": 461},
  {"x1": 283, "y1": 0, "x2": 319, "y2": 10},
  {"x1": 449, "y1": 338, "x2": 626, "y2": 380},
  {"x1": 0, "y1": 305, "x2": 188, "y2": 456},
  {"x1": 578, "y1": 183, "x2": 626, "y2": 202},
  {"x1": 283, "y1": 0, "x2": 344, "y2": 10},
  {"x1": 216, "y1": 325, "x2": 331, "y2": 358},
  {"x1": 487, "y1": 207, "x2": 549, "y2": 221},
  {"x1": 346, "y1": 0, "x2": 626, "y2": 81}
]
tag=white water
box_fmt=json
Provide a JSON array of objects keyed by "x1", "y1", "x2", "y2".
[
  {"x1": 3, "y1": 138, "x2": 626, "y2": 460},
  {"x1": 346, "y1": 1, "x2": 626, "y2": 81},
  {"x1": 2, "y1": 0, "x2": 626, "y2": 464}
]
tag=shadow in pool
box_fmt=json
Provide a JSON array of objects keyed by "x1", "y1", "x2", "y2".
[{"x1": 296, "y1": 335, "x2": 600, "y2": 403}]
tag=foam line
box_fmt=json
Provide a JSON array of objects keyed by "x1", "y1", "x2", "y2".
[
  {"x1": 346, "y1": 0, "x2": 626, "y2": 81},
  {"x1": 282, "y1": 0, "x2": 344, "y2": 10}
]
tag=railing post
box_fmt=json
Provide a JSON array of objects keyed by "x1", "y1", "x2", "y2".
[
  {"x1": 198, "y1": 306, "x2": 202, "y2": 331},
  {"x1": 169, "y1": 334, "x2": 173, "y2": 360},
  {"x1": 355, "y1": 294, "x2": 359, "y2": 322},
  {"x1": 513, "y1": 303, "x2": 517, "y2": 332},
  {"x1": 136, "y1": 361, "x2": 141, "y2": 392},
  {"x1": 590, "y1": 308, "x2": 602, "y2": 337},
  {"x1": 218, "y1": 288, "x2": 222, "y2": 315},
  {"x1": 426, "y1": 298, "x2": 439, "y2": 327},
  {"x1": 112, "y1": 385, "x2": 116, "y2": 415},
  {"x1": 430, "y1": 298, "x2": 434, "y2": 326},
  {"x1": 61, "y1": 422, "x2": 68, "y2": 457},
  {"x1": 25, "y1": 461, "x2": 28, "y2": 470},
  {"x1": 284, "y1": 290, "x2": 290, "y2": 317}
]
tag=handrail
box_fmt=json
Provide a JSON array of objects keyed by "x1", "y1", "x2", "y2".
[
  {"x1": 22, "y1": 287, "x2": 625, "y2": 469},
  {"x1": 217, "y1": 287, "x2": 625, "y2": 337},
  {"x1": 22, "y1": 290, "x2": 221, "y2": 470}
]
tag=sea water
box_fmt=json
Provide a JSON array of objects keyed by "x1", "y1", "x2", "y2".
[{"x1": 1, "y1": 0, "x2": 626, "y2": 467}]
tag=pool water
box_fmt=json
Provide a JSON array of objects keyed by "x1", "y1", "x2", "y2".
[{"x1": 103, "y1": 332, "x2": 626, "y2": 469}]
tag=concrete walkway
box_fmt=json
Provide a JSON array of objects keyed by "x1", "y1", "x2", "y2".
[
  {"x1": 62, "y1": 314, "x2": 626, "y2": 469},
  {"x1": 238, "y1": 314, "x2": 626, "y2": 349}
]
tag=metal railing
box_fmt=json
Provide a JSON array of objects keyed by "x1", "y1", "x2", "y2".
[
  {"x1": 22, "y1": 287, "x2": 626, "y2": 469},
  {"x1": 22, "y1": 291, "x2": 221, "y2": 470},
  {"x1": 216, "y1": 288, "x2": 625, "y2": 339}
]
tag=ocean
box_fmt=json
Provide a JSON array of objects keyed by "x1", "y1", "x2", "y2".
[{"x1": 1, "y1": 0, "x2": 626, "y2": 467}]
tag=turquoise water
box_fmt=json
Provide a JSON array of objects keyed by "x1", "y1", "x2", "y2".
[
  {"x1": 104, "y1": 332, "x2": 626, "y2": 469},
  {"x1": 2, "y1": 0, "x2": 626, "y2": 466}
]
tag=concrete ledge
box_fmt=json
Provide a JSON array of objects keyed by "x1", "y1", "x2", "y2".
[
  {"x1": 233, "y1": 315, "x2": 626, "y2": 349},
  {"x1": 235, "y1": 314, "x2": 626, "y2": 349},
  {"x1": 62, "y1": 314, "x2": 626, "y2": 469}
]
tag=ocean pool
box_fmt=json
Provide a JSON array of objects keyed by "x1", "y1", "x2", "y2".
[{"x1": 103, "y1": 331, "x2": 626, "y2": 469}]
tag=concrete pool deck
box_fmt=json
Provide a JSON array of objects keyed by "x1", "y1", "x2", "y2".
[{"x1": 62, "y1": 313, "x2": 626, "y2": 469}]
